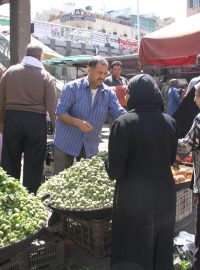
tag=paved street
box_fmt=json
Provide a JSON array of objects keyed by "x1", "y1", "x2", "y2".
[{"x1": 99, "y1": 123, "x2": 110, "y2": 153}]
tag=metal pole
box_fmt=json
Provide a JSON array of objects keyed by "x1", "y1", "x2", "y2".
[
  {"x1": 10, "y1": 0, "x2": 31, "y2": 65},
  {"x1": 137, "y1": 0, "x2": 140, "y2": 50}
]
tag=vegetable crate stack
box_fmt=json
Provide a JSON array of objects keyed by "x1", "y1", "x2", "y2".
[
  {"x1": 0, "y1": 168, "x2": 65, "y2": 270},
  {"x1": 28, "y1": 231, "x2": 65, "y2": 270},
  {"x1": 1, "y1": 231, "x2": 65, "y2": 270},
  {"x1": 176, "y1": 188, "x2": 193, "y2": 223},
  {"x1": 171, "y1": 165, "x2": 193, "y2": 222},
  {"x1": 1, "y1": 251, "x2": 25, "y2": 270},
  {"x1": 38, "y1": 152, "x2": 113, "y2": 257},
  {"x1": 65, "y1": 218, "x2": 112, "y2": 257}
]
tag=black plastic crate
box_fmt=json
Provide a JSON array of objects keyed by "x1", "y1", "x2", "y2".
[
  {"x1": 0, "y1": 231, "x2": 65, "y2": 270},
  {"x1": 65, "y1": 218, "x2": 111, "y2": 257},
  {"x1": 176, "y1": 188, "x2": 193, "y2": 222},
  {"x1": 28, "y1": 232, "x2": 65, "y2": 270},
  {"x1": 0, "y1": 252, "x2": 26, "y2": 270}
]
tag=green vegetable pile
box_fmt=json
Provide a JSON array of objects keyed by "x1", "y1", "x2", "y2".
[
  {"x1": 173, "y1": 247, "x2": 192, "y2": 270},
  {"x1": 0, "y1": 168, "x2": 47, "y2": 248},
  {"x1": 37, "y1": 152, "x2": 115, "y2": 210},
  {"x1": 173, "y1": 259, "x2": 191, "y2": 270}
]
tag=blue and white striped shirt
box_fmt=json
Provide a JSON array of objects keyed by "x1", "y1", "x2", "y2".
[{"x1": 54, "y1": 76, "x2": 126, "y2": 157}]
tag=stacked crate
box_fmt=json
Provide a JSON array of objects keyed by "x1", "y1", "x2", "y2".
[
  {"x1": 0, "y1": 231, "x2": 65, "y2": 270},
  {"x1": 176, "y1": 188, "x2": 193, "y2": 222},
  {"x1": 65, "y1": 218, "x2": 112, "y2": 257}
]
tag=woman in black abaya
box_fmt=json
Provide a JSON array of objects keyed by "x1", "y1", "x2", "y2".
[{"x1": 106, "y1": 74, "x2": 178, "y2": 270}]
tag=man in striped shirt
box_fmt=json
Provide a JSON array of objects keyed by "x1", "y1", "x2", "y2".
[{"x1": 53, "y1": 56, "x2": 126, "y2": 174}]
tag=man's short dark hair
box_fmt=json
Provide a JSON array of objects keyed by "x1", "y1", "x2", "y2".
[
  {"x1": 88, "y1": 56, "x2": 108, "y2": 68},
  {"x1": 111, "y1": 61, "x2": 122, "y2": 68}
]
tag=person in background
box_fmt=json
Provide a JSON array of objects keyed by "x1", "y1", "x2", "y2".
[
  {"x1": 186, "y1": 75, "x2": 200, "y2": 95},
  {"x1": 104, "y1": 61, "x2": 128, "y2": 109},
  {"x1": 161, "y1": 77, "x2": 170, "y2": 112},
  {"x1": 179, "y1": 87, "x2": 186, "y2": 102},
  {"x1": 106, "y1": 74, "x2": 178, "y2": 270},
  {"x1": 166, "y1": 78, "x2": 180, "y2": 116},
  {"x1": 0, "y1": 43, "x2": 56, "y2": 194},
  {"x1": 173, "y1": 79, "x2": 200, "y2": 138},
  {"x1": 177, "y1": 81, "x2": 200, "y2": 270},
  {"x1": 104, "y1": 61, "x2": 128, "y2": 127},
  {"x1": 53, "y1": 56, "x2": 126, "y2": 175}
]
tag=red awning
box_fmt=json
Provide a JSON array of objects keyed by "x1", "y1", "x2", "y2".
[{"x1": 139, "y1": 13, "x2": 200, "y2": 67}]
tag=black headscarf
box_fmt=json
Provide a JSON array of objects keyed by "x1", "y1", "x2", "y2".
[
  {"x1": 173, "y1": 86, "x2": 200, "y2": 138},
  {"x1": 127, "y1": 74, "x2": 164, "y2": 111}
]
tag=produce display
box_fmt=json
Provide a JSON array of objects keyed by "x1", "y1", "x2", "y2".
[
  {"x1": 37, "y1": 152, "x2": 115, "y2": 210},
  {"x1": 0, "y1": 168, "x2": 47, "y2": 248},
  {"x1": 173, "y1": 247, "x2": 192, "y2": 270},
  {"x1": 171, "y1": 165, "x2": 193, "y2": 184},
  {"x1": 180, "y1": 154, "x2": 193, "y2": 165}
]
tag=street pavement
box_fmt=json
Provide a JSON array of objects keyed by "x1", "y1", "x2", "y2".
[{"x1": 99, "y1": 123, "x2": 110, "y2": 153}]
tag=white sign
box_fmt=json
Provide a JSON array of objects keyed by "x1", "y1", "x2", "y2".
[{"x1": 34, "y1": 22, "x2": 51, "y2": 39}]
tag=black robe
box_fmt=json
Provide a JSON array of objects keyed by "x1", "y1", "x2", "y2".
[
  {"x1": 106, "y1": 74, "x2": 178, "y2": 270},
  {"x1": 173, "y1": 86, "x2": 200, "y2": 138}
]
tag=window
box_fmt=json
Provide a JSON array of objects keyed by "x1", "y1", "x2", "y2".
[
  {"x1": 189, "y1": 0, "x2": 200, "y2": 7},
  {"x1": 195, "y1": 0, "x2": 200, "y2": 7}
]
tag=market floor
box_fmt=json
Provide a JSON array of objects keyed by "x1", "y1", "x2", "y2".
[
  {"x1": 99, "y1": 123, "x2": 110, "y2": 153},
  {"x1": 64, "y1": 240, "x2": 110, "y2": 270}
]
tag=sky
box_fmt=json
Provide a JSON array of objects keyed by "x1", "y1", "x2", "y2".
[{"x1": 0, "y1": 0, "x2": 187, "y2": 21}]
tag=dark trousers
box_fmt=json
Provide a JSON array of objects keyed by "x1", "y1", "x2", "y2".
[
  {"x1": 2, "y1": 110, "x2": 47, "y2": 194},
  {"x1": 53, "y1": 145, "x2": 86, "y2": 175},
  {"x1": 193, "y1": 194, "x2": 200, "y2": 269}
]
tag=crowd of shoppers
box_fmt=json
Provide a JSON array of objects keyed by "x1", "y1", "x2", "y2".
[{"x1": 1, "y1": 43, "x2": 200, "y2": 269}]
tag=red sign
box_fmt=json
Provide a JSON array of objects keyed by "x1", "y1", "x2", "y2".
[{"x1": 118, "y1": 38, "x2": 138, "y2": 53}]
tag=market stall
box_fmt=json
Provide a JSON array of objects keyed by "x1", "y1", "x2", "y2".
[
  {"x1": 139, "y1": 13, "x2": 200, "y2": 67},
  {"x1": 38, "y1": 151, "x2": 194, "y2": 258},
  {"x1": 0, "y1": 148, "x2": 194, "y2": 269},
  {"x1": 42, "y1": 53, "x2": 161, "y2": 80}
]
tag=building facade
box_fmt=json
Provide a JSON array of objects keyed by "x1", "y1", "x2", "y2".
[{"x1": 187, "y1": 0, "x2": 200, "y2": 16}]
